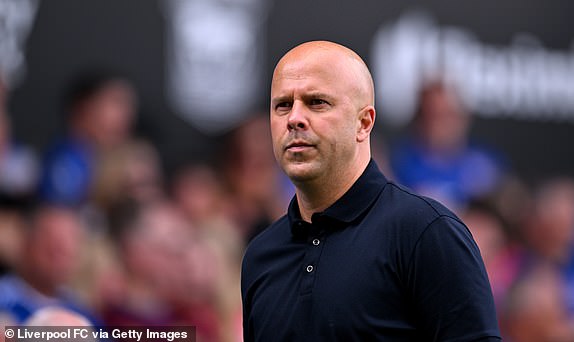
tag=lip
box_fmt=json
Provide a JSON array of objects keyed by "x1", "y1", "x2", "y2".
[
  {"x1": 285, "y1": 141, "x2": 315, "y2": 152},
  {"x1": 287, "y1": 146, "x2": 313, "y2": 153}
]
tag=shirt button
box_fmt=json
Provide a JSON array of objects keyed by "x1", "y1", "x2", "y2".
[
  {"x1": 312, "y1": 239, "x2": 320, "y2": 246},
  {"x1": 306, "y1": 265, "x2": 314, "y2": 273}
]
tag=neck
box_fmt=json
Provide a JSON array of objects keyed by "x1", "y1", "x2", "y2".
[{"x1": 295, "y1": 155, "x2": 370, "y2": 222}]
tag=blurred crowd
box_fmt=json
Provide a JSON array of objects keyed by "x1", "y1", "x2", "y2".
[
  {"x1": 0, "y1": 69, "x2": 573, "y2": 342},
  {"x1": 388, "y1": 81, "x2": 574, "y2": 342},
  {"x1": 0, "y1": 70, "x2": 290, "y2": 342}
]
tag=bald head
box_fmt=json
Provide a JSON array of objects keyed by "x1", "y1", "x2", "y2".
[
  {"x1": 269, "y1": 41, "x2": 377, "y2": 215},
  {"x1": 273, "y1": 41, "x2": 375, "y2": 109}
]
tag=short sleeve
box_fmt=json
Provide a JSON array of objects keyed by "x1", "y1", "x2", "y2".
[{"x1": 406, "y1": 216, "x2": 501, "y2": 341}]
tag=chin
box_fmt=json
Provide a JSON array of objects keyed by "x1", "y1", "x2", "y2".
[{"x1": 282, "y1": 161, "x2": 320, "y2": 183}]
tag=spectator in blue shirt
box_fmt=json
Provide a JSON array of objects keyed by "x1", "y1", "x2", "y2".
[
  {"x1": 391, "y1": 81, "x2": 505, "y2": 212},
  {"x1": 0, "y1": 204, "x2": 98, "y2": 325},
  {"x1": 38, "y1": 71, "x2": 137, "y2": 206}
]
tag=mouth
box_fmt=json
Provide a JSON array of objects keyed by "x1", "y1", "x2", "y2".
[{"x1": 285, "y1": 141, "x2": 315, "y2": 152}]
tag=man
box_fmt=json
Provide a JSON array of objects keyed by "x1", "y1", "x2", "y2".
[
  {"x1": 0, "y1": 204, "x2": 95, "y2": 325},
  {"x1": 241, "y1": 41, "x2": 501, "y2": 341},
  {"x1": 390, "y1": 81, "x2": 504, "y2": 212},
  {"x1": 38, "y1": 71, "x2": 137, "y2": 206}
]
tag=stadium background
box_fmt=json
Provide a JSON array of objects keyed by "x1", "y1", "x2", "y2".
[
  {"x1": 1, "y1": 0, "x2": 574, "y2": 341},
  {"x1": 8, "y1": 0, "x2": 574, "y2": 181}
]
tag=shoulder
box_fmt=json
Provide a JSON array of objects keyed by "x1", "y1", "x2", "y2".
[
  {"x1": 382, "y1": 183, "x2": 483, "y2": 277},
  {"x1": 44, "y1": 138, "x2": 90, "y2": 162},
  {"x1": 380, "y1": 180, "x2": 461, "y2": 227},
  {"x1": 0, "y1": 275, "x2": 31, "y2": 317},
  {"x1": 371, "y1": 180, "x2": 473, "y2": 261},
  {"x1": 0, "y1": 276, "x2": 13, "y2": 305},
  {"x1": 41, "y1": 138, "x2": 92, "y2": 177}
]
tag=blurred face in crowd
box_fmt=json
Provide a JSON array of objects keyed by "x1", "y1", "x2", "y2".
[
  {"x1": 463, "y1": 208, "x2": 506, "y2": 268},
  {"x1": 183, "y1": 238, "x2": 221, "y2": 302},
  {"x1": 228, "y1": 116, "x2": 278, "y2": 199},
  {"x1": 526, "y1": 179, "x2": 574, "y2": 263},
  {"x1": 121, "y1": 203, "x2": 192, "y2": 297},
  {"x1": 25, "y1": 207, "x2": 85, "y2": 293},
  {"x1": 76, "y1": 79, "x2": 136, "y2": 149},
  {"x1": 172, "y1": 164, "x2": 224, "y2": 222},
  {"x1": 120, "y1": 141, "x2": 163, "y2": 202},
  {"x1": 417, "y1": 83, "x2": 469, "y2": 152},
  {"x1": 270, "y1": 41, "x2": 375, "y2": 188},
  {"x1": 502, "y1": 266, "x2": 574, "y2": 342}
]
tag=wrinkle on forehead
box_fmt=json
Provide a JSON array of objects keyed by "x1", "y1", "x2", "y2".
[{"x1": 272, "y1": 41, "x2": 375, "y2": 107}]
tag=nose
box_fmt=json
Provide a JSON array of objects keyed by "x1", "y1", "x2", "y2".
[{"x1": 287, "y1": 101, "x2": 308, "y2": 131}]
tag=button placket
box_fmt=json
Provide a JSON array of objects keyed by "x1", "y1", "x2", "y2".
[{"x1": 299, "y1": 231, "x2": 326, "y2": 295}]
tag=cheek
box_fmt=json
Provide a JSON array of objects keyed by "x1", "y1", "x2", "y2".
[
  {"x1": 270, "y1": 119, "x2": 284, "y2": 154},
  {"x1": 323, "y1": 118, "x2": 354, "y2": 142}
]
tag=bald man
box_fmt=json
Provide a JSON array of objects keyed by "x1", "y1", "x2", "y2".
[{"x1": 241, "y1": 41, "x2": 500, "y2": 341}]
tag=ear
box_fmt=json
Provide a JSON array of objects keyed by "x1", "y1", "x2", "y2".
[{"x1": 356, "y1": 105, "x2": 375, "y2": 143}]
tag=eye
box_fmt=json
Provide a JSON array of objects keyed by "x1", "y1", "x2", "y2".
[
  {"x1": 309, "y1": 98, "x2": 331, "y2": 110},
  {"x1": 275, "y1": 101, "x2": 292, "y2": 112},
  {"x1": 310, "y1": 99, "x2": 327, "y2": 106}
]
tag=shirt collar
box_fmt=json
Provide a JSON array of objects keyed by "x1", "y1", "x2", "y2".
[{"x1": 288, "y1": 159, "x2": 388, "y2": 237}]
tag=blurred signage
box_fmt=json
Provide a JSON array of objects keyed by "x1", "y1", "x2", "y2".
[
  {"x1": 163, "y1": 0, "x2": 270, "y2": 134},
  {"x1": 0, "y1": 0, "x2": 38, "y2": 87},
  {"x1": 372, "y1": 10, "x2": 574, "y2": 126}
]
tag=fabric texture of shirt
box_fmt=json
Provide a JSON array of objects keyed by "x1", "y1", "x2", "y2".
[
  {"x1": 0, "y1": 274, "x2": 100, "y2": 326},
  {"x1": 241, "y1": 160, "x2": 501, "y2": 341},
  {"x1": 390, "y1": 137, "x2": 504, "y2": 211},
  {"x1": 38, "y1": 136, "x2": 93, "y2": 206}
]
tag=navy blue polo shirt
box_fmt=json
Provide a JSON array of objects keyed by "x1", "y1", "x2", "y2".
[{"x1": 241, "y1": 160, "x2": 501, "y2": 341}]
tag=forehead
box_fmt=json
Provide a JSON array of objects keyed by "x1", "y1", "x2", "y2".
[{"x1": 271, "y1": 50, "x2": 355, "y2": 95}]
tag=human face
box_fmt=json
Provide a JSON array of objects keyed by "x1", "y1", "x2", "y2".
[
  {"x1": 84, "y1": 80, "x2": 136, "y2": 149},
  {"x1": 29, "y1": 208, "x2": 85, "y2": 287},
  {"x1": 270, "y1": 50, "x2": 363, "y2": 185}
]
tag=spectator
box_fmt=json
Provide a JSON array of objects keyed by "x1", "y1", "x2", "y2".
[
  {"x1": 523, "y1": 178, "x2": 574, "y2": 265},
  {"x1": 390, "y1": 80, "x2": 505, "y2": 212},
  {"x1": 220, "y1": 114, "x2": 293, "y2": 241},
  {"x1": 170, "y1": 162, "x2": 242, "y2": 260},
  {"x1": 0, "y1": 204, "x2": 96, "y2": 325},
  {"x1": 92, "y1": 139, "x2": 164, "y2": 218},
  {"x1": 522, "y1": 178, "x2": 574, "y2": 316},
  {"x1": 179, "y1": 230, "x2": 242, "y2": 342},
  {"x1": 171, "y1": 163, "x2": 230, "y2": 227},
  {"x1": 38, "y1": 70, "x2": 137, "y2": 207},
  {"x1": 500, "y1": 264, "x2": 574, "y2": 342},
  {"x1": 102, "y1": 200, "x2": 191, "y2": 327},
  {"x1": 463, "y1": 201, "x2": 525, "y2": 313},
  {"x1": 170, "y1": 163, "x2": 244, "y2": 342}
]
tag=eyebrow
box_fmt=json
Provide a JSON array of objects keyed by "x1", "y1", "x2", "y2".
[
  {"x1": 271, "y1": 92, "x2": 335, "y2": 104},
  {"x1": 271, "y1": 95, "x2": 292, "y2": 105},
  {"x1": 302, "y1": 92, "x2": 334, "y2": 102}
]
